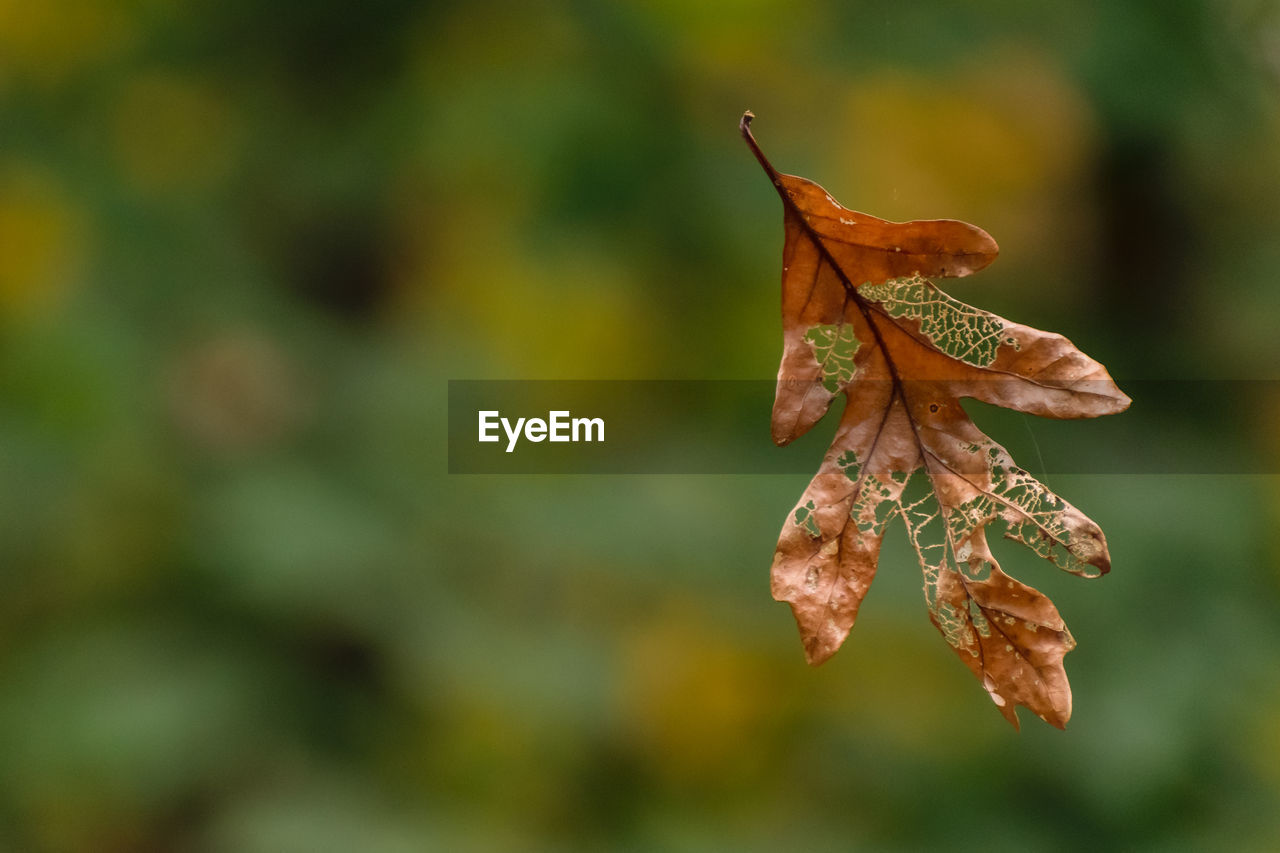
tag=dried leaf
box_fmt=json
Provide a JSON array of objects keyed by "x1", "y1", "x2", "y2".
[{"x1": 743, "y1": 112, "x2": 1130, "y2": 729}]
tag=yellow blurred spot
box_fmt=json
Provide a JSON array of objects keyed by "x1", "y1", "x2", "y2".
[
  {"x1": 412, "y1": 686, "x2": 582, "y2": 827},
  {"x1": 112, "y1": 72, "x2": 241, "y2": 195},
  {"x1": 397, "y1": 201, "x2": 657, "y2": 376},
  {"x1": 0, "y1": 165, "x2": 83, "y2": 317},
  {"x1": 838, "y1": 54, "x2": 1094, "y2": 209},
  {"x1": 631, "y1": 0, "x2": 805, "y2": 68},
  {"x1": 1242, "y1": 682, "x2": 1280, "y2": 801},
  {"x1": 618, "y1": 608, "x2": 782, "y2": 785},
  {"x1": 830, "y1": 51, "x2": 1099, "y2": 295},
  {"x1": 0, "y1": 0, "x2": 136, "y2": 89}
]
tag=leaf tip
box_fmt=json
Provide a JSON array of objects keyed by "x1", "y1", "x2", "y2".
[
  {"x1": 946, "y1": 222, "x2": 1000, "y2": 276},
  {"x1": 740, "y1": 110, "x2": 755, "y2": 136},
  {"x1": 1038, "y1": 696, "x2": 1073, "y2": 730},
  {"x1": 1041, "y1": 707, "x2": 1070, "y2": 730},
  {"x1": 803, "y1": 639, "x2": 837, "y2": 667}
]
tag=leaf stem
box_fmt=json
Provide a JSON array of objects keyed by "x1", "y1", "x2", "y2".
[{"x1": 740, "y1": 111, "x2": 784, "y2": 189}]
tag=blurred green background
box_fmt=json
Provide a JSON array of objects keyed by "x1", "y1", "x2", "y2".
[{"x1": 4, "y1": 0, "x2": 1280, "y2": 850}]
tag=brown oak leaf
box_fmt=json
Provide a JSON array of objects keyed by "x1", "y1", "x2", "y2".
[{"x1": 742, "y1": 112, "x2": 1130, "y2": 729}]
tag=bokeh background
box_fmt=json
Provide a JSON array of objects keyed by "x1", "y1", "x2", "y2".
[{"x1": 4, "y1": 1, "x2": 1280, "y2": 850}]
